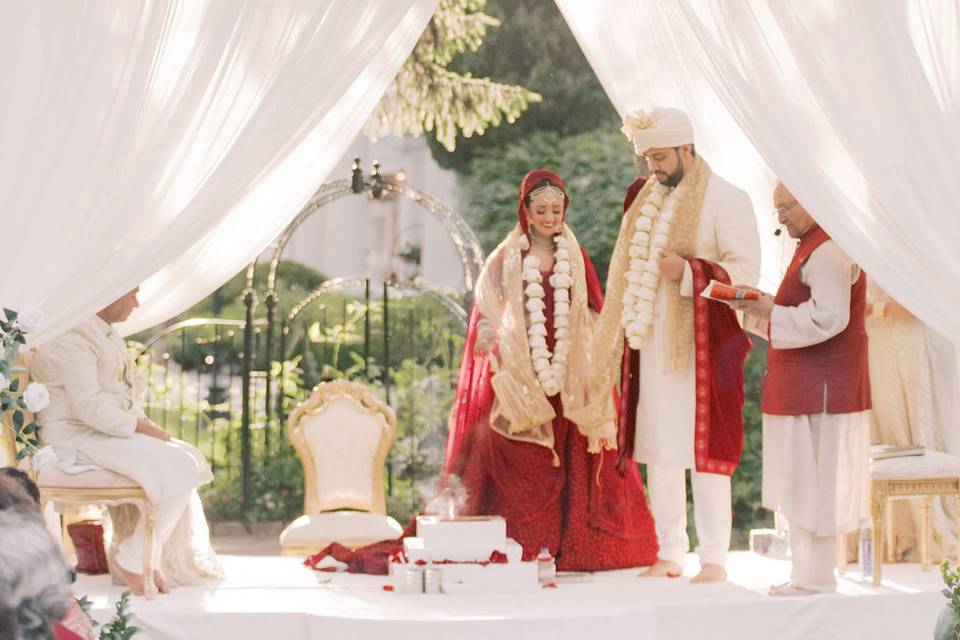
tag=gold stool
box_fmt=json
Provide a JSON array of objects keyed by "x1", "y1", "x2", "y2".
[{"x1": 870, "y1": 452, "x2": 960, "y2": 586}]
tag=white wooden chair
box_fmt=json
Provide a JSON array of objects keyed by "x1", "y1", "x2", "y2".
[{"x1": 279, "y1": 379, "x2": 402, "y2": 554}]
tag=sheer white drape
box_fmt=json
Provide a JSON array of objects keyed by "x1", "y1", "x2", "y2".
[
  {"x1": 0, "y1": 0, "x2": 436, "y2": 342},
  {"x1": 556, "y1": 0, "x2": 960, "y2": 342}
]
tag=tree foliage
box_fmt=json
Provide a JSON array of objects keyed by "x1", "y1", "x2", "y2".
[
  {"x1": 365, "y1": 0, "x2": 541, "y2": 152},
  {"x1": 426, "y1": 0, "x2": 620, "y2": 172}
]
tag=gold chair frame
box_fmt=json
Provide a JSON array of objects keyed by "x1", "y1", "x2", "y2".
[{"x1": 283, "y1": 379, "x2": 396, "y2": 554}]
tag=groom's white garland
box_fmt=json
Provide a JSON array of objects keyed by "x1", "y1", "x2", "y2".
[
  {"x1": 621, "y1": 180, "x2": 678, "y2": 349},
  {"x1": 521, "y1": 234, "x2": 572, "y2": 397}
]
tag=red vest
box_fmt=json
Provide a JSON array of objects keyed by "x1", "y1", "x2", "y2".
[{"x1": 762, "y1": 225, "x2": 871, "y2": 415}]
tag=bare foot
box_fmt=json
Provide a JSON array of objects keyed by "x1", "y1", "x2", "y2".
[
  {"x1": 639, "y1": 559, "x2": 684, "y2": 578},
  {"x1": 116, "y1": 566, "x2": 146, "y2": 596},
  {"x1": 690, "y1": 563, "x2": 727, "y2": 584},
  {"x1": 154, "y1": 570, "x2": 171, "y2": 594},
  {"x1": 769, "y1": 582, "x2": 817, "y2": 597}
]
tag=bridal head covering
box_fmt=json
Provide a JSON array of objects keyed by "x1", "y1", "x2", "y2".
[
  {"x1": 517, "y1": 168, "x2": 569, "y2": 235},
  {"x1": 620, "y1": 107, "x2": 694, "y2": 155}
]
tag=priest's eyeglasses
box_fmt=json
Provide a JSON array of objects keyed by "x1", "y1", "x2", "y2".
[{"x1": 772, "y1": 200, "x2": 798, "y2": 217}]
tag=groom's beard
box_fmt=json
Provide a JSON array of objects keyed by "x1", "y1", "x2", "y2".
[{"x1": 656, "y1": 159, "x2": 685, "y2": 188}]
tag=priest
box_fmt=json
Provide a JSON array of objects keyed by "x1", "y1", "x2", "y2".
[
  {"x1": 585, "y1": 107, "x2": 761, "y2": 583},
  {"x1": 729, "y1": 182, "x2": 871, "y2": 595}
]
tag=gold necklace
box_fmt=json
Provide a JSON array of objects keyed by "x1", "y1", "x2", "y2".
[{"x1": 529, "y1": 235, "x2": 555, "y2": 249}]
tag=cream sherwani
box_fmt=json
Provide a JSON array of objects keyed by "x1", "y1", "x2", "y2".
[
  {"x1": 29, "y1": 316, "x2": 212, "y2": 573},
  {"x1": 634, "y1": 172, "x2": 761, "y2": 567},
  {"x1": 762, "y1": 241, "x2": 871, "y2": 592}
]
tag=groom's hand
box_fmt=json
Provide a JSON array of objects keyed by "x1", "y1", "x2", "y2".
[
  {"x1": 135, "y1": 418, "x2": 171, "y2": 442},
  {"x1": 658, "y1": 251, "x2": 686, "y2": 281}
]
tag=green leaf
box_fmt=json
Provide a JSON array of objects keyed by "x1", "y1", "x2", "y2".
[
  {"x1": 3, "y1": 308, "x2": 17, "y2": 320},
  {"x1": 15, "y1": 447, "x2": 28, "y2": 460},
  {"x1": 22, "y1": 422, "x2": 35, "y2": 434},
  {"x1": 12, "y1": 410, "x2": 23, "y2": 429},
  {"x1": 8, "y1": 378, "x2": 18, "y2": 393}
]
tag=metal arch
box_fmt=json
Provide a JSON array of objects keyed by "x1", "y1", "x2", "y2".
[
  {"x1": 261, "y1": 178, "x2": 484, "y2": 295},
  {"x1": 283, "y1": 276, "x2": 467, "y2": 330}
]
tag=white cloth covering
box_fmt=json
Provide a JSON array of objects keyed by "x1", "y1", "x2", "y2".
[
  {"x1": 0, "y1": 1, "x2": 437, "y2": 344},
  {"x1": 556, "y1": 0, "x2": 960, "y2": 342},
  {"x1": 648, "y1": 466, "x2": 731, "y2": 566},
  {"x1": 633, "y1": 171, "x2": 761, "y2": 468}
]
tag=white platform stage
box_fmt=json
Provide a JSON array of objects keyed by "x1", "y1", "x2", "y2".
[{"x1": 78, "y1": 552, "x2": 944, "y2": 640}]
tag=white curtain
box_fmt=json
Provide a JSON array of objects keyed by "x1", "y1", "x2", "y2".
[
  {"x1": 556, "y1": 0, "x2": 960, "y2": 342},
  {"x1": 0, "y1": 0, "x2": 437, "y2": 343}
]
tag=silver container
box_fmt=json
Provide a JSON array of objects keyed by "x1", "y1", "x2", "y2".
[
  {"x1": 423, "y1": 568, "x2": 441, "y2": 594},
  {"x1": 402, "y1": 567, "x2": 424, "y2": 594}
]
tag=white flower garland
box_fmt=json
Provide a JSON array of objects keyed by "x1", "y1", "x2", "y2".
[
  {"x1": 522, "y1": 234, "x2": 572, "y2": 397},
  {"x1": 620, "y1": 181, "x2": 678, "y2": 349}
]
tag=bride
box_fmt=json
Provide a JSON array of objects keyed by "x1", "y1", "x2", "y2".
[{"x1": 443, "y1": 169, "x2": 658, "y2": 571}]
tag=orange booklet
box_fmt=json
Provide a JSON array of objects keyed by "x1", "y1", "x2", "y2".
[{"x1": 700, "y1": 279, "x2": 761, "y2": 302}]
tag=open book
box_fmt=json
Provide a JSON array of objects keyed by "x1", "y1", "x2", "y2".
[
  {"x1": 870, "y1": 444, "x2": 926, "y2": 460},
  {"x1": 699, "y1": 279, "x2": 762, "y2": 302}
]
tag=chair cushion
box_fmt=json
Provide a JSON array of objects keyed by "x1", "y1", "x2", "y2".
[
  {"x1": 280, "y1": 511, "x2": 402, "y2": 548},
  {"x1": 871, "y1": 451, "x2": 960, "y2": 480},
  {"x1": 37, "y1": 466, "x2": 140, "y2": 489}
]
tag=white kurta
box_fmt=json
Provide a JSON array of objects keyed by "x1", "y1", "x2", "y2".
[
  {"x1": 761, "y1": 240, "x2": 870, "y2": 536},
  {"x1": 28, "y1": 316, "x2": 212, "y2": 502},
  {"x1": 633, "y1": 171, "x2": 762, "y2": 467}
]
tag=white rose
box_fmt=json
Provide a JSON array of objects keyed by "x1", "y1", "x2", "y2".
[
  {"x1": 637, "y1": 300, "x2": 655, "y2": 315},
  {"x1": 23, "y1": 382, "x2": 50, "y2": 413},
  {"x1": 523, "y1": 268, "x2": 542, "y2": 282},
  {"x1": 628, "y1": 244, "x2": 645, "y2": 259},
  {"x1": 554, "y1": 261, "x2": 571, "y2": 275},
  {"x1": 529, "y1": 335, "x2": 548, "y2": 349},
  {"x1": 525, "y1": 298, "x2": 546, "y2": 312},
  {"x1": 646, "y1": 259, "x2": 661, "y2": 275},
  {"x1": 529, "y1": 323, "x2": 548, "y2": 337},
  {"x1": 30, "y1": 445, "x2": 57, "y2": 471},
  {"x1": 631, "y1": 231, "x2": 650, "y2": 245},
  {"x1": 638, "y1": 287, "x2": 656, "y2": 301},
  {"x1": 640, "y1": 204, "x2": 659, "y2": 218},
  {"x1": 635, "y1": 217, "x2": 653, "y2": 231},
  {"x1": 0, "y1": 373, "x2": 9, "y2": 391},
  {"x1": 522, "y1": 255, "x2": 541, "y2": 270},
  {"x1": 555, "y1": 249, "x2": 570, "y2": 261},
  {"x1": 654, "y1": 221, "x2": 671, "y2": 235},
  {"x1": 529, "y1": 310, "x2": 547, "y2": 324},
  {"x1": 647, "y1": 191, "x2": 664, "y2": 207},
  {"x1": 532, "y1": 347, "x2": 552, "y2": 361},
  {"x1": 554, "y1": 327, "x2": 569, "y2": 340},
  {"x1": 16, "y1": 307, "x2": 44, "y2": 334},
  {"x1": 630, "y1": 258, "x2": 646, "y2": 271},
  {"x1": 658, "y1": 209, "x2": 674, "y2": 224},
  {"x1": 641, "y1": 273, "x2": 659, "y2": 288},
  {"x1": 652, "y1": 233, "x2": 669, "y2": 248},
  {"x1": 554, "y1": 302, "x2": 570, "y2": 316},
  {"x1": 554, "y1": 290, "x2": 570, "y2": 303},
  {"x1": 524, "y1": 283, "x2": 545, "y2": 298},
  {"x1": 626, "y1": 271, "x2": 644, "y2": 284},
  {"x1": 549, "y1": 274, "x2": 572, "y2": 288},
  {"x1": 533, "y1": 358, "x2": 551, "y2": 372}
]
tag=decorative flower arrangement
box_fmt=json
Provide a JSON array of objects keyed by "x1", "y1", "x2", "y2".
[
  {"x1": 1, "y1": 307, "x2": 53, "y2": 464},
  {"x1": 620, "y1": 181, "x2": 677, "y2": 349},
  {"x1": 522, "y1": 234, "x2": 571, "y2": 397}
]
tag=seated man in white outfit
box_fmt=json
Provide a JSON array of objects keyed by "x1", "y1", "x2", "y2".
[{"x1": 28, "y1": 288, "x2": 213, "y2": 595}]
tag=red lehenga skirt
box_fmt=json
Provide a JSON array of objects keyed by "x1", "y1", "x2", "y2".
[{"x1": 450, "y1": 390, "x2": 658, "y2": 571}]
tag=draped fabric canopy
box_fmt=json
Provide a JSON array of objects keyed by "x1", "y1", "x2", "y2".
[
  {"x1": 0, "y1": 0, "x2": 436, "y2": 342},
  {"x1": 556, "y1": 0, "x2": 960, "y2": 342}
]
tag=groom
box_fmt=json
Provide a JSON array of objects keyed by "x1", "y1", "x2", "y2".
[{"x1": 591, "y1": 107, "x2": 761, "y2": 582}]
